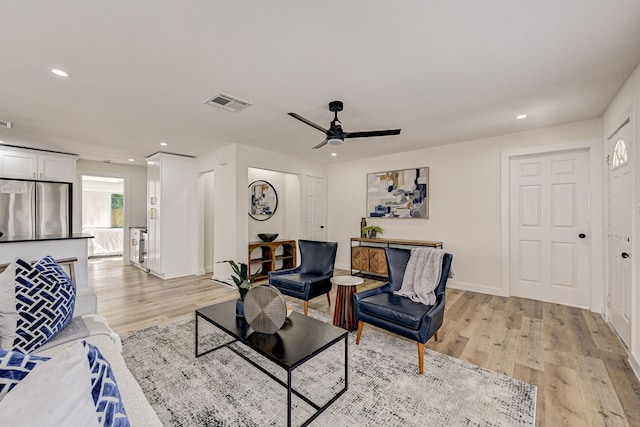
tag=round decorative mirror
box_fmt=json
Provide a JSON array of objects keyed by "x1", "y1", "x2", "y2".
[{"x1": 249, "y1": 180, "x2": 278, "y2": 221}]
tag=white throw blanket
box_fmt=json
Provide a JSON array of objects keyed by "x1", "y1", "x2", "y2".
[{"x1": 393, "y1": 247, "x2": 445, "y2": 306}]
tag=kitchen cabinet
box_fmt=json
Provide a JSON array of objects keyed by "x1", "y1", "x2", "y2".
[
  {"x1": 248, "y1": 240, "x2": 297, "y2": 281},
  {"x1": 0, "y1": 147, "x2": 76, "y2": 182},
  {"x1": 350, "y1": 237, "x2": 444, "y2": 278},
  {"x1": 146, "y1": 152, "x2": 196, "y2": 279}
]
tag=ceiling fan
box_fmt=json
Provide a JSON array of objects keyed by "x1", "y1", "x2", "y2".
[{"x1": 288, "y1": 100, "x2": 401, "y2": 149}]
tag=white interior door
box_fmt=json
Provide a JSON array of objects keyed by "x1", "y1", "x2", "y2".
[
  {"x1": 510, "y1": 149, "x2": 590, "y2": 306},
  {"x1": 608, "y1": 120, "x2": 632, "y2": 347},
  {"x1": 304, "y1": 175, "x2": 325, "y2": 240}
]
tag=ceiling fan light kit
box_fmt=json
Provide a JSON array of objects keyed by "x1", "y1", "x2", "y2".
[{"x1": 289, "y1": 100, "x2": 401, "y2": 150}]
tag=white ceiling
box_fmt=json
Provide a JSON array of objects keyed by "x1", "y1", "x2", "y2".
[{"x1": 1, "y1": 1, "x2": 639, "y2": 165}]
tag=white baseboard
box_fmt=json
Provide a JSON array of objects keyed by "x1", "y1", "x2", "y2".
[
  {"x1": 631, "y1": 352, "x2": 640, "y2": 382},
  {"x1": 335, "y1": 262, "x2": 351, "y2": 272},
  {"x1": 447, "y1": 280, "x2": 509, "y2": 297}
]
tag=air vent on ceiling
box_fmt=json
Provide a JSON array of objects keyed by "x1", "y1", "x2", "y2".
[
  {"x1": 204, "y1": 93, "x2": 252, "y2": 112},
  {"x1": 0, "y1": 120, "x2": 12, "y2": 129}
]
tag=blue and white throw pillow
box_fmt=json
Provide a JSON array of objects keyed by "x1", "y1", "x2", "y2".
[
  {"x1": 13, "y1": 258, "x2": 76, "y2": 353},
  {"x1": 0, "y1": 349, "x2": 50, "y2": 401},
  {"x1": 34, "y1": 255, "x2": 75, "y2": 287},
  {"x1": 82, "y1": 341, "x2": 130, "y2": 427}
]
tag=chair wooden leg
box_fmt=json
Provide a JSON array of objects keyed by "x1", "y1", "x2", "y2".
[
  {"x1": 417, "y1": 342, "x2": 425, "y2": 375},
  {"x1": 326, "y1": 292, "x2": 331, "y2": 307},
  {"x1": 356, "y1": 321, "x2": 364, "y2": 344},
  {"x1": 304, "y1": 301, "x2": 309, "y2": 316},
  {"x1": 434, "y1": 331, "x2": 439, "y2": 342}
]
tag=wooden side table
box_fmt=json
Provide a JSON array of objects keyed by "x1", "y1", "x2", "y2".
[{"x1": 331, "y1": 275, "x2": 364, "y2": 330}]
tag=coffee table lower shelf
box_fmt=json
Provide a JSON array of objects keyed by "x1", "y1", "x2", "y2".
[{"x1": 195, "y1": 304, "x2": 348, "y2": 427}]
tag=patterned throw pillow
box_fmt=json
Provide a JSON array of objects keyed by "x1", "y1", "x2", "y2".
[
  {"x1": 13, "y1": 258, "x2": 76, "y2": 353},
  {"x1": 0, "y1": 349, "x2": 50, "y2": 401},
  {"x1": 82, "y1": 341, "x2": 130, "y2": 427},
  {"x1": 33, "y1": 255, "x2": 75, "y2": 287}
]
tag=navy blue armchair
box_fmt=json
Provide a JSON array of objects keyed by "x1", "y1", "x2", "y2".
[
  {"x1": 268, "y1": 240, "x2": 338, "y2": 315},
  {"x1": 354, "y1": 247, "x2": 453, "y2": 374}
]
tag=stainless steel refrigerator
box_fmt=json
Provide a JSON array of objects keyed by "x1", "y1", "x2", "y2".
[{"x1": 0, "y1": 179, "x2": 71, "y2": 238}]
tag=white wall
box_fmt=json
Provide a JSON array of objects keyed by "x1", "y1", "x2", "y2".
[
  {"x1": 197, "y1": 143, "x2": 324, "y2": 281},
  {"x1": 327, "y1": 118, "x2": 603, "y2": 297},
  {"x1": 248, "y1": 167, "x2": 300, "y2": 242},
  {"x1": 196, "y1": 170, "x2": 215, "y2": 274},
  {"x1": 75, "y1": 160, "x2": 147, "y2": 264},
  {"x1": 602, "y1": 62, "x2": 640, "y2": 379}
]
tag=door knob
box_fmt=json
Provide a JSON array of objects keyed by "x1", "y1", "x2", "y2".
[
  {"x1": 578, "y1": 233, "x2": 586, "y2": 239},
  {"x1": 621, "y1": 252, "x2": 630, "y2": 259}
]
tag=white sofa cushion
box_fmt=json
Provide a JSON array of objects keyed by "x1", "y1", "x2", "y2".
[
  {"x1": 37, "y1": 334, "x2": 163, "y2": 427},
  {"x1": 0, "y1": 340, "x2": 101, "y2": 427},
  {"x1": 0, "y1": 261, "x2": 17, "y2": 349}
]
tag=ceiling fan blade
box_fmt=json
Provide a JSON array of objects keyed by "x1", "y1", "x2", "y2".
[
  {"x1": 288, "y1": 113, "x2": 328, "y2": 134},
  {"x1": 312, "y1": 138, "x2": 329, "y2": 149},
  {"x1": 345, "y1": 129, "x2": 401, "y2": 139}
]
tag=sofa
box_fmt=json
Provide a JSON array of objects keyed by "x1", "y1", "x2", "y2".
[{"x1": 0, "y1": 257, "x2": 161, "y2": 426}]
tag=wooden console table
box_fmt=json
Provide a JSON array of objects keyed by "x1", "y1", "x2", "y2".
[
  {"x1": 350, "y1": 237, "x2": 443, "y2": 278},
  {"x1": 248, "y1": 239, "x2": 297, "y2": 281}
]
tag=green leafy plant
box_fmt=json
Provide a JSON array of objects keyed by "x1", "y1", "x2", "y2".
[
  {"x1": 217, "y1": 260, "x2": 261, "y2": 300},
  {"x1": 361, "y1": 225, "x2": 383, "y2": 238}
]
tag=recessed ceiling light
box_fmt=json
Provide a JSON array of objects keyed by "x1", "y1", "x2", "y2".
[
  {"x1": 331, "y1": 153, "x2": 337, "y2": 157},
  {"x1": 516, "y1": 114, "x2": 527, "y2": 120},
  {"x1": 51, "y1": 69, "x2": 71, "y2": 77},
  {"x1": 128, "y1": 158, "x2": 134, "y2": 162},
  {"x1": 160, "y1": 142, "x2": 168, "y2": 146}
]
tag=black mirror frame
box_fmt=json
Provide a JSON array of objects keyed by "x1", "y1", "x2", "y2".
[{"x1": 248, "y1": 180, "x2": 278, "y2": 221}]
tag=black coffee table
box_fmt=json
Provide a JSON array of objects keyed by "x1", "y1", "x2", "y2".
[{"x1": 195, "y1": 300, "x2": 349, "y2": 427}]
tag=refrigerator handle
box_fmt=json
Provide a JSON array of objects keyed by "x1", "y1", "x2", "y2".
[{"x1": 139, "y1": 236, "x2": 146, "y2": 264}]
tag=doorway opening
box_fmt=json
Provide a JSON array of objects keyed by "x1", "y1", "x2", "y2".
[{"x1": 82, "y1": 175, "x2": 125, "y2": 258}]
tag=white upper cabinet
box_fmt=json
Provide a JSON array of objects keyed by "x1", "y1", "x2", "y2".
[{"x1": 0, "y1": 147, "x2": 76, "y2": 182}]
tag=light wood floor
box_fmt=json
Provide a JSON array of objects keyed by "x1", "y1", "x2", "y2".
[{"x1": 89, "y1": 257, "x2": 640, "y2": 426}]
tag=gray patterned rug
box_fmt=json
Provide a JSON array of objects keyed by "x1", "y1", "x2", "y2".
[{"x1": 122, "y1": 306, "x2": 536, "y2": 426}]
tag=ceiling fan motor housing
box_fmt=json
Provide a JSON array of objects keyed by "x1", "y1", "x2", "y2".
[{"x1": 329, "y1": 100, "x2": 344, "y2": 112}]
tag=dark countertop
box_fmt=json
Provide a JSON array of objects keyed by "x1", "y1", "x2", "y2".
[{"x1": 0, "y1": 233, "x2": 95, "y2": 244}]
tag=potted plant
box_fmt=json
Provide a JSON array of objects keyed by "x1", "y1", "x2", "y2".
[
  {"x1": 361, "y1": 225, "x2": 383, "y2": 239},
  {"x1": 217, "y1": 260, "x2": 261, "y2": 317}
]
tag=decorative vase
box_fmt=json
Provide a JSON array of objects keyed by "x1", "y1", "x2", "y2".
[
  {"x1": 368, "y1": 230, "x2": 377, "y2": 239},
  {"x1": 235, "y1": 299, "x2": 245, "y2": 317}
]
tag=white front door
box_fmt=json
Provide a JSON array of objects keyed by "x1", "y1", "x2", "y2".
[
  {"x1": 608, "y1": 120, "x2": 633, "y2": 347},
  {"x1": 304, "y1": 175, "x2": 325, "y2": 240},
  {"x1": 510, "y1": 149, "x2": 590, "y2": 306}
]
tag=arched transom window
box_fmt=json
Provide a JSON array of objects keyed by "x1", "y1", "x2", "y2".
[{"x1": 612, "y1": 138, "x2": 628, "y2": 169}]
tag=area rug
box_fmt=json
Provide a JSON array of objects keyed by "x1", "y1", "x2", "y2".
[{"x1": 122, "y1": 307, "x2": 536, "y2": 426}]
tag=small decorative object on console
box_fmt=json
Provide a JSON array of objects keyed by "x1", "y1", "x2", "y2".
[
  {"x1": 257, "y1": 233, "x2": 279, "y2": 242},
  {"x1": 361, "y1": 225, "x2": 383, "y2": 239}
]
